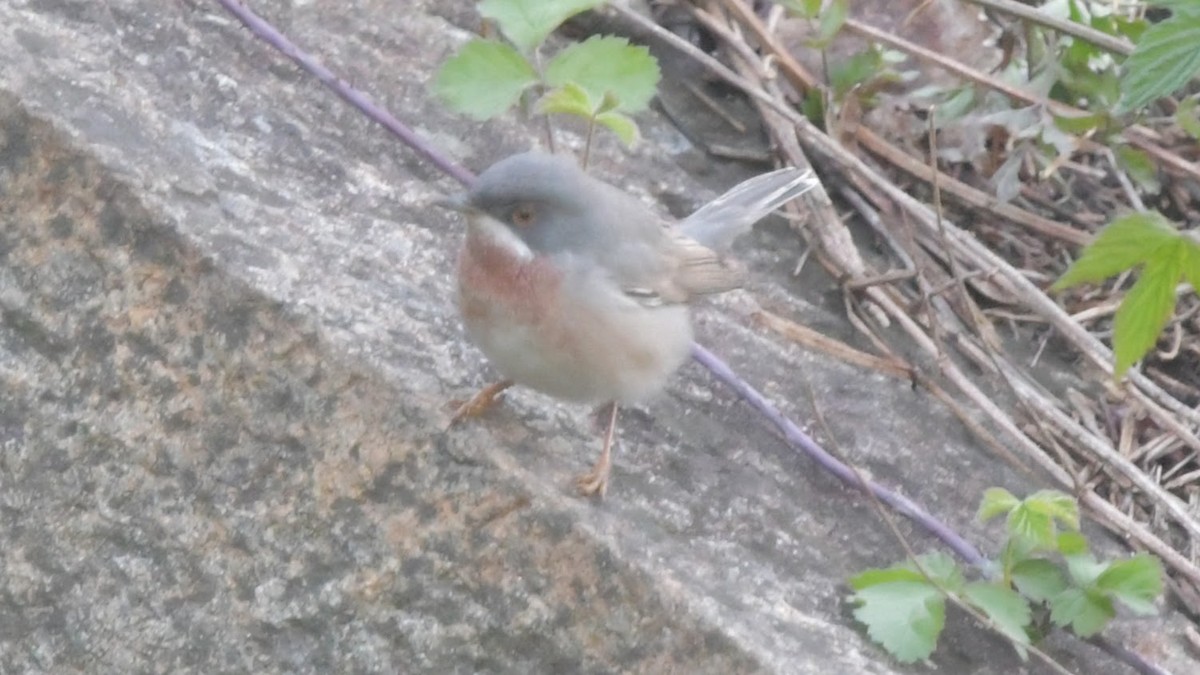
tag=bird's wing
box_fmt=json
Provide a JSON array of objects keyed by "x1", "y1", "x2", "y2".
[
  {"x1": 611, "y1": 230, "x2": 744, "y2": 306},
  {"x1": 681, "y1": 168, "x2": 816, "y2": 250}
]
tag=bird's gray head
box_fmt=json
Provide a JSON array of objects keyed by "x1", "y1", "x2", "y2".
[{"x1": 460, "y1": 152, "x2": 618, "y2": 256}]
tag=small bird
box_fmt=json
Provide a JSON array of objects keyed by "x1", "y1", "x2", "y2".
[{"x1": 440, "y1": 152, "x2": 815, "y2": 497}]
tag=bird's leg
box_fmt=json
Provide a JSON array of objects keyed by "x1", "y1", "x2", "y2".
[
  {"x1": 449, "y1": 379, "x2": 514, "y2": 424},
  {"x1": 576, "y1": 401, "x2": 619, "y2": 498}
]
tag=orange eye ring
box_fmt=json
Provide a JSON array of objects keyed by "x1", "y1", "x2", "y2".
[{"x1": 511, "y1": 204, "x2": 536, "y2": 227}]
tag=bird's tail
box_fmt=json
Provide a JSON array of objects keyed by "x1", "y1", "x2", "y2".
[{"x1": 680, "y1": 167, "x2": 817, "y2": 250}]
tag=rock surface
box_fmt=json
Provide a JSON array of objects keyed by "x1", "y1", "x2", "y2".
[{"x1": 0, "y1": 1, "x2": 1188, "y2": 673}]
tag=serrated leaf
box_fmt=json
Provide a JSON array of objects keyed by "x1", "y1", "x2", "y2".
[
  {"x1": 963, "y1": 582, "x2": 1032, "y2": 658},
  {"x1": 545, "y1": 36, "x2": 660, "y2": 113},
  {"x1": 1112, "y1": 239, "x2": 1185, "y2": 379},
  {"x1": 1053, "y1": 212, "x2": 1181, "y2": 290},
  {"x1": 1008, "y1": 503, "x2": 1056, "y2": 551},
  {"x1": 1057, "y1": 531, "x2": 1089, "y2": 556},
  {"x1": 1116, "y1": 146, "x2": 1162, "y2": 194},
  {"x1": 851, "y1": 580, "x2": 944, "y2": 663},
  {"x1": 1066, "y1": 553, "x2": 1109, "y2": 587},
  {"x1": 1095, "y1": 554, "x2": 1162, "y2": 614},
  {"x1": 906, "y1": 551, "x2": 963, "y2": 590},
  {"x1": 434, "y1": 40, "x2": 538, "y2": 120},
  {"x1": 596, "y1": 111, "x2": 640, "y2": 147},
  {"x1": 1117, "y1": 10, "x2": 1200, "y2": 113},
  {"x1": 1011, "y1": 559, "x2": 1069, "y2": 602},
  {"x1": 536, "y1": 82, "x2": 595, "y2": 117},
  {"x1": 479, "y1": 0, "x2": 605, "y2": 54},
  {"x1": 1050, "y1": 587, "x2": 1114, "y2": 636},
  {"x1": 1025, "y1": 490, "x2": 1080, "y2": 531},
  {"x1": 1177, "y1": 98, "x2": 1200, "y2": 139},
  {"x1": 978, "y1": 488, "x2": 1020, "y2": 522}
]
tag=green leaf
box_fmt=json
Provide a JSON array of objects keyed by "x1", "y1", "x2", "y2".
[
  {"x1": 1177, "y1": 97, "x2": 1200, "y2": 140},
  {"x1": 815, "y1": 0, "x2": 849, "y2": 46},
  {"x1": 1011, "y1": 559, "x2": 1069, "y2": 603},
  {"x1": 1115, "y1": 146, "x2": 1161, "y2": 194},
  {"x1": 1181, "y1": 234, "x2": 1200, "y2": 292},
  {"x1": 479, "y1": 0, "x2": 606, "y2": 54},
  {"x1": 1095, "y1": 554, "x2": 1163, "y2": 614},
  {"x1": 1057, "y1": 531, "x2": 1089, "y2": 557},
  {"x1": 1117, "y1": 10, "x2": 1200, "y2": 113},
  {"x1": 906, "y1": 551, "x2": 963, "y2": 590},
  {"x1": 596, "y1": 90, "x2": 620, "y2": 115},
  {"x1": 850, "y1": 579, "x2": 945, "y2": 663},
  {"x1": 931, "y1": 86, "x2": 978, "y2": 127},
  {"x1": 1007, "y1": 503, "x2": 1056, "y2": 551},
  {"x1": 830, "y1": 46, "x2": 885, "y2": 97},
  {"x1": 850, "y1": 565, "x2": 926, "y2": 590},
  {"x1": 778, "y1": 0, "x2": 822, "y2": 19},
  {"x1": 963, "y1": 582, "x2": 1032, "y2": 657},
  {"x1": 545, "y1": 36, "x2": 660, "y2": 113},
  {"x1": 536, "y1": 82, "x2": 596, "y2": 117},
  {"x1": 596, "y1": 111, "x2": 640, "y2": 147},
  {"x1": 1053, "y1": 112, "x2": 1105, "y2": 134},
  {"x1": 434, "y1": 40, "x2": 538, "y2": 120},
  {"x1": 978, "y1": 487, "x2": 1020, "y2": 522},
  {"x1": 1050, "y1": 587, "x2": 1115, "y2": 636},
  {"x1": 1053, "y1": 212, "x2": 1180, "y2": 290},
  {"x1": 1066, "y1": 553, "x2": 1109, "y2": 587},
  {"x1": 1025, "y1": 490, "x2": 1080, "y2": 531},
  {"x1": 1112, "y1": 238, "x2": 1184, "y2": 378}
]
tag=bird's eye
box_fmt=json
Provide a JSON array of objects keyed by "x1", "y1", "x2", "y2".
[{"x1": 510, "y1": 204, "x2": 536, "y2": 228}]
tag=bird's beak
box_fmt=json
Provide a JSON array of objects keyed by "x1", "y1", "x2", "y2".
[{"x1": 434, "y1": 192, "x2": 472, "y2": 213}]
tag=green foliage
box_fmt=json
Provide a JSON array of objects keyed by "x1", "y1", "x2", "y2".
[
  {"x1": 434, "y1": 40, "x2": 537, "y2": 120},
  {"x1": 434, "y1": 0, "x2": 660, "y2": 149},
  {"x1": 849, "y1": 489, "x2": 1163, "y2": 664},
  {"x1": 544, "y1": 36, "x2": 659, "y2": 112},
  {"x1": 1053, "y1": 212, "x2": 1200, "y2": 379},
  {"x1": 1117, "y1": 0, "x2": 1200, "y2": 113},
  {"x1": 478, "y1": 0, "x2": 605, "y2": 53},
  {"x1": 1176, "y1": 97, "x2": 1200, "y2": 140},
  {"x1": 849, "y1": 555, "x2": 953, "y2": 663}
]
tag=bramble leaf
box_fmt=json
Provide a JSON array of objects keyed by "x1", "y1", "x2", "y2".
[
  {"x1": 545, "y1": 36, "x2": 660, "y2": 113},
  {"x1": 1117, "y1": 6, "x2": 1200, "y2": 113},
  {"x1": 1177, "y1": 97, "x2": 1200, "y2": 140},
  {"x1": 963, "y1": 582, "x2": 1032, "y2": 658},
  {"x1": 479, "y1": 0, "x2": 605, "y2": 54},
  {"x1": 850, "y1": 578, "x2": 944, "y2": 663},
  {"x1": 434, "y1": 40, "x2": 537, "y2": 120},
  {"x1": 1112, "y1": 238, "x2": 1184, "y2": 378},
  {"x1": 1011, "y1": 559, "x2": 1069, "y2": 603},
  {"x1": 1025, "y1": 490, "x2": 1080, "y2": 531},
  {"x1": 978, "y1": 487, "x2": 1020, "y2": 522},
  {"x1": 1053, "y1": 212, "x2": 1179, "y2": 290},
  {"x1": 1057, "y1": 531, "x2": 1089, "y2": 557},
  {"x1": 1095, "y1": 554, "x2": 1162, "y2": 615},
  {"x1": 1115, "y1": 146, "x2": 1161, "y2": 194},
  {"x1": 1050, "y1": 587, "x2": 1114, "y2": 636},
  {"x1": 596, "y1": 111, "x2": 640, "y2": 147},
  {"x1": 536, "y1": 82, "x2": 595, "y2": 118}
]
